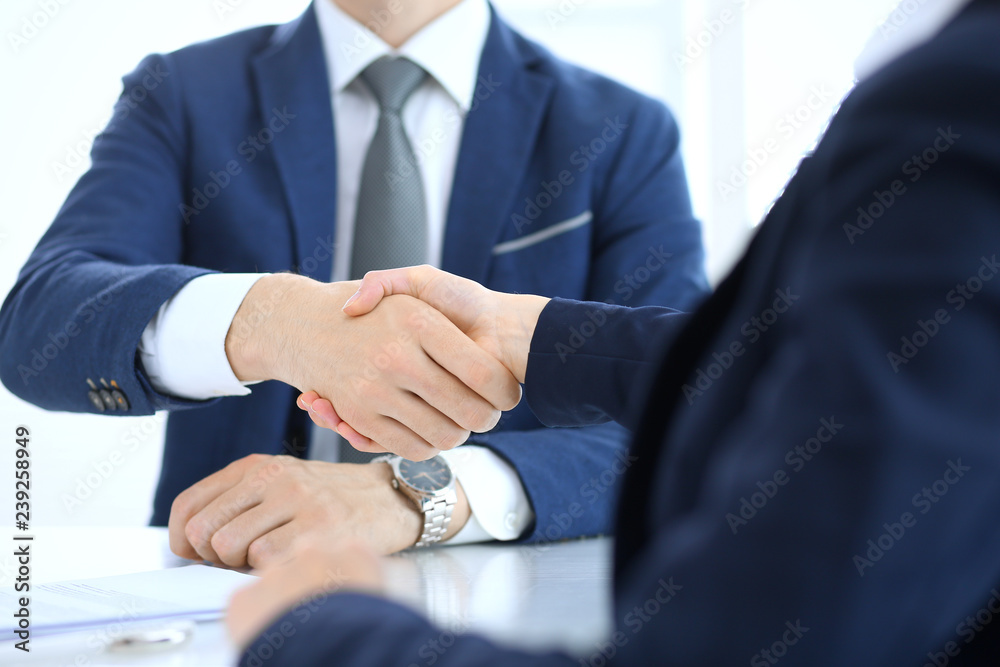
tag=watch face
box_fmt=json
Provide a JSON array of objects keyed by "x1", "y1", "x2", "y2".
[{"x1": 398, "y1": 457, "x2": 453, "y2": 493}]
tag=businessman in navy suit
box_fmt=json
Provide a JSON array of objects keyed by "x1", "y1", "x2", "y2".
[
  {"x1": 0, "y1": 0, "x2": 707, "y2": 563},
  {"x1": 226, "y1": 0, "x2": 1000, "y2": 664}
]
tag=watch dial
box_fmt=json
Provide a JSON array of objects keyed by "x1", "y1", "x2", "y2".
[{"x1": 398, "y1": 457, "x2": 453, "y2": 493}]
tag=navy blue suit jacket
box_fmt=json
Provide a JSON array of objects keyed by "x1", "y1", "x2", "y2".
[
  {"x1": 0, "y1": 5, "x2": 708, "y2": 530},
  {"x1": 238, "y1": 2, "x2": 1000, "y2": 665}
]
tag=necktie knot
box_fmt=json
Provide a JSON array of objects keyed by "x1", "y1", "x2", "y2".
[{"x1": 361, "y1": 56, "x2": 427, "y2": 113}]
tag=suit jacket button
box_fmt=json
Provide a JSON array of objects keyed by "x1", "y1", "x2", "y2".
[
  {"x1": 111, "y1": 388, "x2": 130, "y2": 411},
  {"x1": 88, "y1": 390, "x2": 106, "y2": 412},
  {"x1": 99, "y1": 389, "x2": 117, "y2": 412}
]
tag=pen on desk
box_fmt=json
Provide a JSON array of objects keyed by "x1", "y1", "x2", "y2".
[{"x1": 107, "y1": 620, "x2": 195, "y2": 653}]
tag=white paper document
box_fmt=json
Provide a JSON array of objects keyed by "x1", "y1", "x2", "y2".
[{"x1": 4, "y1": 564, "x2": 253, "y2": 638}]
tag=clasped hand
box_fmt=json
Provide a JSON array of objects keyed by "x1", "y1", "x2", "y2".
[
  {"x1": 226, "y1": 272, "x2": 526, "y2": 461},
  {"x1": 297, "y1": 266, "x2": 549, "y2": 451}
]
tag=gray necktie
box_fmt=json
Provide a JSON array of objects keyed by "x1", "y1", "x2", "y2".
[
  {"x1": 313, "y1": 56, "x2": 429, "y2": 465},
  {"x1": 350, "y1": 56, "x2": 429, "y2": 279}
]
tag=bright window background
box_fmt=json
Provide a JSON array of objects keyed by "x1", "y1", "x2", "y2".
[{"x1": 0, "y1": 0, "x2": 901, "y2": 530}]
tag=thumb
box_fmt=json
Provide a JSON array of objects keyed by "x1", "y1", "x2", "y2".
[{"x1": 342, "y1": 265, "x2": 435, "y2": 317}]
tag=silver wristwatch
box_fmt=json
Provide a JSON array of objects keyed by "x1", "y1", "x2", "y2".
[{"x1": 373, "y1": 455, "x2": 457, "y2": 548}]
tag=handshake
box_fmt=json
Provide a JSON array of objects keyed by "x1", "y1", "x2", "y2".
[{"x1": 227, "y1": 265, "x2": 551, "y2": 460}]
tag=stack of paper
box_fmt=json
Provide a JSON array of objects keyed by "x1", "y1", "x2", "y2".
[{"x1": 3, "y1": 564, "x2": 253, "y2": 639}]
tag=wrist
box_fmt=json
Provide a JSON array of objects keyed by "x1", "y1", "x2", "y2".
[
  {"x1": 225, "y1": 273, "x2": 302, "y2": 383},
  {"x1": 371, "y1": 461, "x2": 470, "y2": 550},
  {"x1": 225, "y1": 274, "x2": 359, "y2": 385},
  {"x1": 498, "y1": 295, "x2": 549, "y2": 383},
  {"x1": 368, "y1": 462, "x2": 425, "y2": 553}
]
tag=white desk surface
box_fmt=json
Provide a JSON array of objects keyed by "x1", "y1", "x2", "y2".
[{"x1": 2, "y1": 527, "x2": 612, "y2": 666}]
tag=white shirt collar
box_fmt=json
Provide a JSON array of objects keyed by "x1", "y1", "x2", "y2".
[
  {"x1": 855, "y1": 0, "x2": 971, "y2": 81},
  {"x1": 314, "y1": 0, "x2": 491, "y2": 112}
]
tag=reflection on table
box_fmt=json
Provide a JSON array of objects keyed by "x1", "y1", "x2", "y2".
[{"x1": 2, "y1": 527, "x2": 612, "y2": 667}]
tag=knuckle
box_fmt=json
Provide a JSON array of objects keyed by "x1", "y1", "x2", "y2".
[
  {"x1": 170, "y1": 493, "x2": 192, "y2": 520},
  {"x1": 210, "y1": 531, "x2": 242, "y2": 566},
  {"x1": 463, "y1": 403, "x2": 498, "y2": 433},
  {"x1": 184, "y1": 517, "x2": 212, "y2": 550},
  {"x1": 247, "y1": 538, "x2": 273, "y2": 568},
  {"x1": 464, "y1": 359, "x2": 495, "y2": 391},
  {"x1": 414, "y1": 447, "x2": 438, "y2": 461},
  {"x1": 244, "y1": 453, "x2": 268, "y2": 467},
  {"x1": 435, "y1": 427, "x2": 469, "y2": 452}
]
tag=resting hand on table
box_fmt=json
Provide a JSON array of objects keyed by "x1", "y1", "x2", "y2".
[
  {"x1": 299, "y1": 266, "x2": 549, "y2": 449},
  {"x1": 226, "y1": 539, "x2": 383, "y2": 650},
  {"x1": 168, "y1": 453, "x2": 471, "y2": 567}
]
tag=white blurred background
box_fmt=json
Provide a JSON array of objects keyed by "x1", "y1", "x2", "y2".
[{"x1": 0, "y1": 0, "x2": 900, "y2": 528}]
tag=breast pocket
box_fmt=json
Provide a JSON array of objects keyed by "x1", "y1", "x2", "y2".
[{"x1": 491, "y1": 210, "x2": 593, "y2": 256}]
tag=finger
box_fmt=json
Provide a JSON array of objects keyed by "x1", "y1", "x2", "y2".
[
  {"x1": 382, "y1": 389, "x2": 472, "y2": 454},
  {"x1": 348, "y1": 409, "x2": 442, "y2": 461},
  {"x1": 185, "y1": 479, "x2": 267, "y2": 564},
  {"x1": 342, "y1": 265, "x2": 437, "y2": 316},
  {"x1": 305, "y1": 408, "x2": 329, "y2": 430},
  {"x1": 297, "y1": 391, "x2": 321, "y2": 410},
  {"x1": 304, "y1": 397, "x2": 379, "y2": 451},
  {"x1": 211, "y1": 501, "x2": 294, "y2": 568},
  {"x1": 246, "y1": 522, "x2": 306, "y2": 570},
  {"x1": 415, "y1": 314, "x2": 522, "y2": 413},
  {"x1": 307, "y1": 397, "x2": 341, "y2": 430},
  {"x1": 399, "y1": 351, "x2": 503, "y2": 434},
  {"x1": 333, "y1": 418, "x2": 383, "y2": 453},
  {"x1": 168, "y1": 455, "x2": 259, "y2": 560},
  {"x1": 308, "y1": 398, "x2": 370, "y2": 448}
]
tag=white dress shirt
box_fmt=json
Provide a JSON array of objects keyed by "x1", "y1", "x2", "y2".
[
  {"x1": 138, "y1": 0, "x2": 533, "y2": 545},
  {"x1": 855, "y1": 0, "x2": 970, "y2": 81}
]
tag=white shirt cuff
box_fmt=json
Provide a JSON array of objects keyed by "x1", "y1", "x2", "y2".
[
  {"x1": 439, "y1": 445, "x2": 534, "y2": 545},
  {"x1": 138, "y1": 273, "x2": 267, "y2": 400}
]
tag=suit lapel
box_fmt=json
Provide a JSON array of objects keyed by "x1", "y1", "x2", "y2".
[
  {"x1": 441, "y1": 10, "x2": 554, "y2": 283},
  {"x1": 250, "y1": 4, "x2": 337, "y2": 282}
]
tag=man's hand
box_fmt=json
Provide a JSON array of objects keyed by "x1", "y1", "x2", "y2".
[
  {"x1": 168, "y1": 454, "x2": 472, "y2": 568},
  {"x1": 226, "y1": 273, "x2": 521, "y2": 460},
  {"x1": 297, "y1": 267, "x2": 549, "y2": 445},
  {"x1": 226, "y1": 539, "x2": 383, "y2": 650}
]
